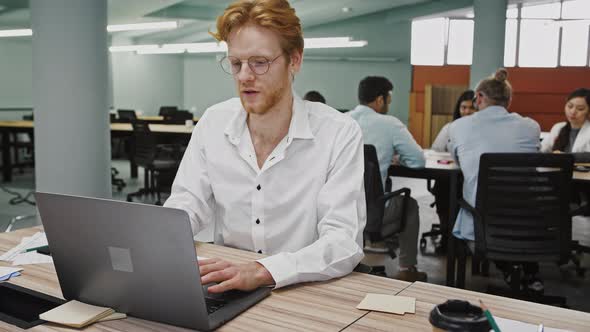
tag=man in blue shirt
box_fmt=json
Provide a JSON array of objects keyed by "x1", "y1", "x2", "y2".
[{"x1": 349, "y1": 76, "x2": 426, "y2": 282}]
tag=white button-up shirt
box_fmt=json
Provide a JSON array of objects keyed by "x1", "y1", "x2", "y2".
[{"x1": 164, "y1": 96, "x2": 366, "y2": 289}]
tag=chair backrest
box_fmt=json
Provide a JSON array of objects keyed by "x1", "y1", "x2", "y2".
[
  {"x1": 117, "y1": 109, "x2": 137, "y2": 122},
  {"x1": 474, "y1": 153, "x2": 573, "y2": 263},
  {"x1": 159, "y1": 106, "x2": 178, "y2": 116},
  {"x1": 130, "y1": 120, "x2": 157, "y2": 167},
  {"x1": 364, "y1": 145, "x2": 385, "y2": 235},
  {"x1": 163, "y1": 110, "x2": 193, "y2": 124}
]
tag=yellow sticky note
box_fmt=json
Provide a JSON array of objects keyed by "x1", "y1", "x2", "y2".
[{"x1": 357, "y1": 294, "x2": 416, "y2": 315}]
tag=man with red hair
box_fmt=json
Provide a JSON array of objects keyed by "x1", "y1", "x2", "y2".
[{"x1": 165, "y1": 0, "x2": 366, "y2": 293}]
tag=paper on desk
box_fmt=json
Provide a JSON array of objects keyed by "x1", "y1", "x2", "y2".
[
  {"x1": 424, "y1": 149, "x2": 452, "y2": 159},
  {"x1": 494, "y1": 317, "x2": 572, "y2": 332},
  {"x1": 39, "y1": 300, "x2": 115, "y2": 328},
  {"x1": 0, "y1": 232, "x2": 48, "y2": 262},
  {"x1": 12, "y1": 251, "x2": 53, "y2": 265},
  {"x1": 0, "y1": 266, "x2": 23, "y2": 281},
  {"x1": 357, "y1": 294, "x2": 416, "y2": 315},
  {"x1": 97, "y1": 312, "x2": 127, "y2": 322}
]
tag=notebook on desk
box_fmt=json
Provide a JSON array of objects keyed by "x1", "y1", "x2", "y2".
[{"x1": 35, "y1": 192, "x2": 271, "y2": 331}]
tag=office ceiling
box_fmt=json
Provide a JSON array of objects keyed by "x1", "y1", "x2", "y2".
[{"x1": 0, "y1": 0, "x2": 559, "y2": 45}]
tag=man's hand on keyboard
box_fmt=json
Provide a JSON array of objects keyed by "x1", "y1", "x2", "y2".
[{"x1": 199, "y1": 258, "x2": 274, "y2": 293}]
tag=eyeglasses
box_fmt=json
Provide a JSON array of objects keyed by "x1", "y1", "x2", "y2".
[{"x1": 220, "y1": 54, "x2": 284, "y2": 75}]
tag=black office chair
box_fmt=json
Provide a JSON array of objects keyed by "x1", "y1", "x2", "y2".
[
  {"x1": 111, "y1": 167, "x2": 126, "y2": 192},
  {"x1": 10, "y1": 115, "x2": 35, "y2": 174},
  {"x1": 457, "y1": 153, "x2": 574, "y2": 306},
  {"x1": 163, "y1": 110, "x2": 194, "y2": 124},
  {"x1": 419, "y1": 179, "x2": 445, "y2": 253},
  {"x1": 126, "y1": 121, "x2": 182, "y2": 205},
  {"x1": 117, "y1": 109, "x2": 137, "y2": 122},
  {"x1": 363, "y1": 144, "x2": 412, "y2": 276},
  {"x1": 158, "y1": 106, "x2": 179, "y2": 117}
]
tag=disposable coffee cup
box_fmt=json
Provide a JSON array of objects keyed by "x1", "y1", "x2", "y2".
[{"x1": 429, "y1": 300, "x2": 491, "y2": 332}]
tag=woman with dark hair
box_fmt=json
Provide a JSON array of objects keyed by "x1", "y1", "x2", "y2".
[
  {"x1": 431, "y1": 90, "x2": 476, "y2": 152},
  {"x1": 429, "y1": 90, "x2": 475, "y2": 253},
  {"x1": 541, "y1": 88, "x2": 590, "y2": 154}
]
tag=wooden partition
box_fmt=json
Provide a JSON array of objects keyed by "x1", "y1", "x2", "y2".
[
  {"x1": 409, "y1": 65, "x2": 590, "y2": 142},
  {"x1": 422, "y1": 85, "x2": 467, "y2": 148}
]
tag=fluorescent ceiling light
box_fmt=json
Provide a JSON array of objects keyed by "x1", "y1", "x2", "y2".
[
  {"x1": 109, "y1": 45, "x2": 159, "y2": 52},
  {"x1": 136, "y1": 47, "x2": 185, "y2": 55},
  {"x1": 111, "y1": 36, "x2": 367, "y2": 55},
  {"x1": 0, "y1": 29, "x2": 33, "y2": 37},
  {"x1": 186, "y1": 42, "x2": 228, "y2": 53},
  {"x1": 107, "y1": 21, "x2": 178, "y2": 33},
  {"x1": 304, "y1": 37, "x2": 367, "y2": 49}
]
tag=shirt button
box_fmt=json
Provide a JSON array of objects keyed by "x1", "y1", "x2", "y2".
[
  {"x1": 256, "y1": 184, "x2": 261, "y2": 191},
  {"x1": 255, "y1": 219, "x2": 260, "y2": 224},
  {"x1": 258, "y1": 250, "x2": 262, "y2": 254}
]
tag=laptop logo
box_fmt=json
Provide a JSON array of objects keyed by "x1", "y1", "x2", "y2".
[{"x1": 108, "y1": 246, "x2": 134, "y2": 273}]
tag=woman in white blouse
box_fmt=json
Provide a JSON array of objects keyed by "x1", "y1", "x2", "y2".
[
  {"x1": 431, "y1": 90, "x2": 476, "y2": 152},
  {"x1": 540, "y1": 88, "x2": 590, "y2": 154}
]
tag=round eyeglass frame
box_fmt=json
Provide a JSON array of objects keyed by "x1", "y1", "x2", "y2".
[{"x1": 219, "y1": 54, "x2": 284, "y2": 75}]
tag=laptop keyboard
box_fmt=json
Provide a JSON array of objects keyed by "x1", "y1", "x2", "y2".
[{"x1": 205, "y1": 297, "x2": 227, "y2": 314}]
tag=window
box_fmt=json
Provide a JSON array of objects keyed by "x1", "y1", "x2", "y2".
[
  {"x1": 411, "y1": 18, "x2": 446, "y2": 65},
  {"x1": 560, "y1": 21, "x2": 590, "y2": 66},
  {"x1": 447, "y1": 20, "x2": 474, "y2": 65},
  {"x1": 410, "y1": 1, "x2": 590, "y2": 68},
  {"x1": 521, "y1": 2, "x2": 560, "y2": 19},
  {"x1": 519, "y1": 20, "x2": 560, "y2": 67},
  {"x1": 504, "y1": 19, "x2": 518, "y2": 67},
  {"x1": 506, "y1": 5, "x2": 518, "y2": 19},
  {"x1": 562, "y1": 0, "x2": 590, "y2": 20}
]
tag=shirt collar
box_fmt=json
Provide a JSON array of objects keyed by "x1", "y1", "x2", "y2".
[
  {"x1": 478, "y1": 105, "x2": 508, "y2": 115},
  {"x1": 352, "y1": 104, "x2": 376, "y2": 114},
  {"x1": 224, "y1": 93, "x2": 314, "y2": 146}
]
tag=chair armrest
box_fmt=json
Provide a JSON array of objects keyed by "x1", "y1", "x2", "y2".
[
  {"x1": 379, "y1": 187, "x2": 411, "y2": 204},
  {"x1": 379, "y1": 187, "x2": 412, "y2": 236},
  {"x1": 155, "y1": 143, "x2": 183, "y2": 159},
  {"x1": 458, "y1": 198, "x2": 480, "y2": 220},
  {"x1": 570, "y1": 203, "x2": 589, "y2": 216}
]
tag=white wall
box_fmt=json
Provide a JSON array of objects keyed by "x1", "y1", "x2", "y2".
[
  {"x1": 294, "y1": 60, "x2": 412, "y2": 120},
  {"x1": 183, "y1": 55, "x2": 235, "y2": 117},
  {"x1": 111, "y1": 52, "x2": 184, "y2": 115},
  {"x1": 0, "y1": 39, "x2": 33, "y2": 120}
]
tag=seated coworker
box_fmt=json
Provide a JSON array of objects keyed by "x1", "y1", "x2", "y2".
[
  {"x1": 541, "y1": 88, "x2": 590, "y2": 154},
  {"x1": 431, "y1": 90, "x2": 476, "y2": 152},
  {"x1": 540, "y1": 88, "x2": 590, "y2": 208},
  {"x1": 449, "y1": 68, "x2": 542, "y2": 292},
  {"x1": 429, "y1": 90, "x2": 475, "y2": 253},
  {"x1": 303, "y1": 90, "x2": 326, "y2": 103},
  {"x1": 165, "y1": 0, "x2": 366, "y2": 293},
  {"x1": 348, "y1": 76, "x2": 427, "y2": 282}
]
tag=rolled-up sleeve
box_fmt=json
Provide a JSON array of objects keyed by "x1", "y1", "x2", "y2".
[
  {"x1": 164, "y1": 112, "x2": 215, "y2": 236},
  {"x1": 257, "y1": 121, "x2": 366, "y2": 288},
  {"x1": 391, "y1": 119, "x2": 425, "y2": 168}
]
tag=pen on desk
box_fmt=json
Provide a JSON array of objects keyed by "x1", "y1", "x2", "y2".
[
  {"x1": 538, "y1": 323, "x2": 544, "y2": 332},
  {"x1": 479, "y1": 299, "x2": 501, "y2": 332},
  {"x1": 24, "y1": 245, "x2": 48, "y2": 253}
]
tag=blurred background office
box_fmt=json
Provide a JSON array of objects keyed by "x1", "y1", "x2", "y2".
[{"x1": 0, "y1": 0, "x2": 588, "y2": 312}]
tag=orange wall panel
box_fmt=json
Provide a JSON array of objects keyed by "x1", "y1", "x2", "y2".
[
  {"x1": 411, "y1": 66, "x2": 590, "y2": 134},
  {"x1": 412, "y1": 65, "x2": 470, "y2": 92}
]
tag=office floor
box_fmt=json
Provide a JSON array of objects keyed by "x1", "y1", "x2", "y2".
[{"x1": 1, "y1": 161, "x2": 589, "y2": 312}]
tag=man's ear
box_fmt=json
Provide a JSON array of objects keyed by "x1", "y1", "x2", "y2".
[
  {"x1": 289, "y1": 51, "x2": 303, "y2": 74},
  {"x1": 377, "y1": 95, "x2": 385, "y2": 108}
]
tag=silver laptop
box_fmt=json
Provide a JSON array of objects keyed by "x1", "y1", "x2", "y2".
[{"x1": 35, "y1": 192, "x2": 271, "y2": 331}]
